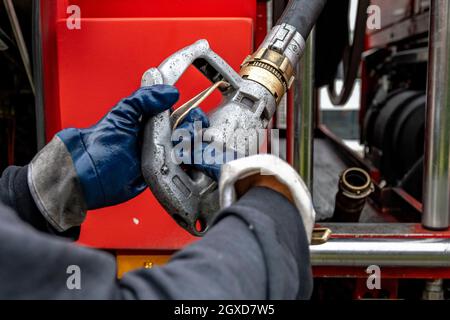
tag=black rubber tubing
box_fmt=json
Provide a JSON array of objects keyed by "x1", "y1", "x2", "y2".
[{"x1": 276, "y1": 0, "x2": 328, "y2": 39}]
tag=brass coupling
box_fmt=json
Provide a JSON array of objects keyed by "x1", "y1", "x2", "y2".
[
  {"x1": 332, "y1": 168, "x2": 375, "y2": 223},
  {"x1": 339, "y1": 168, "x2": 374, "y2": 200},
  {"x1": 239, "y1": 48, "x2": 295, "y2": 104}
]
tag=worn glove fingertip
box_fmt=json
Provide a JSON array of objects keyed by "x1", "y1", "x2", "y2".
[
  {"x1": 188, "y1": 108, "x2": 210, "y2": 127},
  {"x1": 142, "y1": 84, "x2": 180, "y2": 115}
]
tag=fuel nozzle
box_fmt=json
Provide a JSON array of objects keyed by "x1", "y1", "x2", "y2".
[{"x1": 141, "y1": 0, "x2": 328, "y2": 236}]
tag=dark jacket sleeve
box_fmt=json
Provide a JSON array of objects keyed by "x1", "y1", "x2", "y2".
[
  {"x1": 120, "y1": 187, "x2": 313, "y2": 300},
  {"x1": 0, "y1": 166, "x2": 80, "y2": 239},
  {"x1": 0, "y1": 179, "x2": 312, "y2": 299}
]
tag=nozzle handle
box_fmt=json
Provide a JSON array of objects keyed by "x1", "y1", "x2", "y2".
[{"x1": 141, "y1": 40, "x2": 240, "y2": 236}]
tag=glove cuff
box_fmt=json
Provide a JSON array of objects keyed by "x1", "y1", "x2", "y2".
[
  {"x1": 57, "y1": 128, "x2": 105, "y2": 209},
  {"x1": 218, "y1": 154, "x2": 316, "y2": 243},
  {"x1": 28, "y1": 134, "x2": 88, "y2": 231}
]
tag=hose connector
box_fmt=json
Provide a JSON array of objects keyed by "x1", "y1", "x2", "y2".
[
  {"x1": 240, "y1": 48, "x2": 295, "y2": 104},
  {"x1": 239, "y1": 23, "x2": 304, "y2": 104},
  {"x1": 333, "y1": 167, "x2": 375, "y2": 222}
]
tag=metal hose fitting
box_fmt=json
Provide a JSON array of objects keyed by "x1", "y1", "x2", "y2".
[
  {"x1": 333, "y1": 167, "x2": 374, "y2": 222},
  {"x1": 239, "y1": 46, "x2": 295, "y2": 104}
]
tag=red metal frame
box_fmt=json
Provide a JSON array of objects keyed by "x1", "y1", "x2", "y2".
[
  {"x1": 314, "y1": 267, "x2": 450, "y2": 279},
  {"x1": 353, "y1": 278, "x2": 399, "y2": 299},
  {"x1": 320, "y1": 224, "x2": 450, "y2": 240},
  {"x1": 313, "y1": 222, "x2": 450, "y2": 279}
]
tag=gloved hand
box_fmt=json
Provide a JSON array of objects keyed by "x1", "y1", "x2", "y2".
[
  {"x1": 28, "y1": 85, "x2": 180, "y2": 231},
  {"x1": 59, "y1": 85, "x2": 180, "y2": 209},
  {"x1": 175, "y1": 108, "x2": 221, "y2": 181},
  {"x1": 218, "y1": 154, "x2": 316, "y2": 244}
]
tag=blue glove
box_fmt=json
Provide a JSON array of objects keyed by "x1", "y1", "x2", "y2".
[
  {"x1": 28, "y1": 85, "x2": 180, "y2": 231},
  {"x1": 58, "y1": 85, "x2": 180, "y2": 209},
  {"x1": 175, "y1": 108, "x2": 221, "y2": 181}
]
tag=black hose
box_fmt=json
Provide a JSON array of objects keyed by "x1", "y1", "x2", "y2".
[
  {"x1": 276, "y1": 0, "x2": 327, "y2": 39},
  {"x1": 327, "y1": 0, "x2": 369, "y2": 105}
]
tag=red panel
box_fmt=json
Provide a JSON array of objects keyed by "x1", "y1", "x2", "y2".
[
  {"x1": 254, "y1": 0, "x2": 268, "y2": 48},
  {"x1": 68, "y1": 0, "x2": 256, "y2": 20},
  {"x1": 54, "y1": 18, "x2": 253, "y2": 249},
  {"x1": 41, "y1": 1, "x2": 257, "y2": 139}
]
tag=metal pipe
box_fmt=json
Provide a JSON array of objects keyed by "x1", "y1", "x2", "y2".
[
  {"x1": 3, "y1": 0, "x2": 35, "y2": 95},
  {"x1": 32, "y1": 0, "x2": 46, "y2": 150},
  {"x1": 266, "y1": 0, "x2": 273, "y2": 33},
  {"x1": 310, "y1": 238, "x2": 450, "y2": 267},
  {"x1": 422, "y1": 0, "x2": 450, "y2": 230},
  {"x1": 293, "y1": 33, "x2": 315, "y2": 189}
]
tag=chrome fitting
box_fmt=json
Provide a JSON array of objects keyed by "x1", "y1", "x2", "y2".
[{"x1": 259, "y1": 23, "x2": 306, "y2": 67}]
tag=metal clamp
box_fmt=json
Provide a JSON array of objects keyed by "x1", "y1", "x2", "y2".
[{"x1": 240, "y1": 48, "x2": 295, "y2": 104}]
